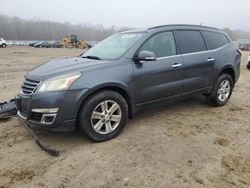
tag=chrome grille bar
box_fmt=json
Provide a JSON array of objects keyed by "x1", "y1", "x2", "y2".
[{"x1": 21, "y1": 79, "x2": 40, "y2": 95}]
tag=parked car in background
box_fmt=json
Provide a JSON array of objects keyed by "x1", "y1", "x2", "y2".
[
  {"x1": 52, "y1": 41, "x2": 63, "y2": 48},
  {"x1": 29, "y1": 41, "x2": 39, "y2": 47},
  {"x1": 87, "y1": 41, "x2": 99, "y2": 47},
  {"x1": 237, "y1": 39, "x2": 250, "y2": 51},
  {"x1": 239, "y1": 43, "x2": 250, "y2": 51},
  {"x1": 6, "y1": 40, "x2": 14, "y2": 46},
  {"x1": 5, "y1": 40, "x2": 25, "y2": 46},
  {"x1": 16, "y1": 24, "x2": 241, "y2": 142},
  {"x1": 0, "y1": 38, "x2": 7, "y2": 48},
  {"x1": 34, "y1": 41, "x2": 53, "y2": 48}
]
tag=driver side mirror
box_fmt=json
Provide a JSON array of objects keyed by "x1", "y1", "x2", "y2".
[{"x1": 135, "y1": 51, "x2": 156, "y2": 63}]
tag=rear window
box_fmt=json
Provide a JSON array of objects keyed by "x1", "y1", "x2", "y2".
[
  {"x1": 202, "y1": 31, "x2": 229, "y2": 50},
  {"x1": 176, "y1": 30, "x2": 206, "y2": 54}
]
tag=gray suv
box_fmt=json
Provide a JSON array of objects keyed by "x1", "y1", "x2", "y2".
[{"x1": 16, "y1": 25, "x2": 241, "y2": 141}]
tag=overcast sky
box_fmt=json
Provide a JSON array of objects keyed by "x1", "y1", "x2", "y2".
[{"x1": 1, "y1": 0, "x2": 250, "y2": 30}]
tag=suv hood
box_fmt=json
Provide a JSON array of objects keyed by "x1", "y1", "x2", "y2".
[{"x1": 25, "y1": 57, "x2": 111, "y2": 81}]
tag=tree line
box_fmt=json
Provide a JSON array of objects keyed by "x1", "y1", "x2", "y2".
[
  {"x1": 0, "y1": 14, "x2": 128, "y2": 41},
  {"x1": 223, "y1": 28, "x2": 250, "y2": 41},
  {"x1": 0, "y1": 14, "x2": 250, "y2": 41}
]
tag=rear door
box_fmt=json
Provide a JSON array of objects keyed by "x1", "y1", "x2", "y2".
[
  {"x1": 133, "y1": 31, "x2": 184, "y2": 104},
  {"x1": 201, "y1": 31, "x2": 232, "y2": 85},
  {"x1": 175, "y1": 30, "x2": 215, "y2": 94}
]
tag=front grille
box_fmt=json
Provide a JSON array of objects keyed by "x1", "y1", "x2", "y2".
[
  {"x1": 21, "y1": 79, "x2": 40, "y2": 95},
  {"x1": 20, "y1": 106, "x2": 28, "y2": 116}
]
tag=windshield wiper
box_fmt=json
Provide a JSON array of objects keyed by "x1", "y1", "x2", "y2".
[{"x1": 82, "y1": 55, "x2": 101, "y2": 60}]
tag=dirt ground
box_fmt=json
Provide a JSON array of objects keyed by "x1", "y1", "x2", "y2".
[{"x1": 0, "y1": 46, "x2": 250, "y2": 188}]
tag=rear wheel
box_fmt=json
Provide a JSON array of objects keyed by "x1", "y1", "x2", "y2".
[
  {"x1": 206, "y1": 74, "x2": 233, "y2": 106},
  {"x1": 2, "y1": 44, "x2": 6, "y2": 48},
  {"x1": 78, "y1": 90, "x2": 128, "y2": 142}
]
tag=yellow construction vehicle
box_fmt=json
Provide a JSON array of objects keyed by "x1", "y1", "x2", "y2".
[{"x1": 61, "y1": 35, "x2": 90, "y2": 49}]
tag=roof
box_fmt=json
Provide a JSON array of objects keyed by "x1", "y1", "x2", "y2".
[
  {"x1": 120, "y1": 24, "x2": 220, "y2": 34},
  {"x1": 148, "y1": 24, "x2": 219, "y2": 31},
  {"x1": 119, "y1": 28, "x2": 148, "y2": 34}
]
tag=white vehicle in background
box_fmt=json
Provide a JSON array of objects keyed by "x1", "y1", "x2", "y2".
[
  {"x1": 247, "y1": 54, "x2": 250, "y2": 69},
  {"x1": 0, "y1": 38, "x2": 7, "y2": 48}
]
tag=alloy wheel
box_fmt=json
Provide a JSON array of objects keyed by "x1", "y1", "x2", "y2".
[
  {"x1": 91, "y1": 100, "x2": 122, "y2": 135},
  {"x1": 217, "y1": 80, "x2": 231, "y2": 102}
]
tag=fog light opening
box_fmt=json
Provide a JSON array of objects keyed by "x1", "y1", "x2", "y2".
[
  {"x1": 45, "y1": 116, "x2": 54, "y2": 123},
  {"x1": 41, "y1": 114, "x2": 56, "y2": 124}
]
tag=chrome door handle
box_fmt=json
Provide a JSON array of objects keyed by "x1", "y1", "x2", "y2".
[
  {"x1": 172, "y1": 63, "x2": 183, "y2": 68},
  {"x1": 207, "y1": 58, "x2": 215, "y2": 62}
]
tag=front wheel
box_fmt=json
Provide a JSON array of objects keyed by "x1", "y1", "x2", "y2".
[
  {"x1": 2, "y1": 44, "x2": 7, "y2": 48},
  {"x1": 78, "y1": 90, "x2": 128, "y2": 142},
  {"x1": 206, "y1": 74, "x2": 233, "y2": 106}
]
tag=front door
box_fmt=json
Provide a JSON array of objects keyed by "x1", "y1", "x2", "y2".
[{"x1": 133, "y1": 31, "x2": 184, "y2": 105}]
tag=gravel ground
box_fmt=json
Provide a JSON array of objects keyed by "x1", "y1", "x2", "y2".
[{"x1": 0, "y1": 46, "x2": 250, "y2": 188}]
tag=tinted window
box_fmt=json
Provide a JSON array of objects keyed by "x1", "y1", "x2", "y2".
[
  {"x1": 140, "y1": 32, "x2": 176, "y2": 58},
  {"x1": 202, "y1": 31, "x2": 229, "y2": 50},
  {"x1": 177, "y1": 30, "x2": 206, "y2": 54}
]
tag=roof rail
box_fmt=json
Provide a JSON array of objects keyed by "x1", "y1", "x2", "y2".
[{"x1": 148, "y1": 24, "x2": 220, "y2": 31}]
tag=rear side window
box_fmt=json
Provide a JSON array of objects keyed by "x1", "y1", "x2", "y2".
[
  {"x1": 140, "y1": 31, "x2": 176, "y2": 58},
  {"x1": 202, "y1": 31, "x2": 229, "y2": 50},
  {"x1": 176, "y1": 30, "x2": 206, "y2": 54}
]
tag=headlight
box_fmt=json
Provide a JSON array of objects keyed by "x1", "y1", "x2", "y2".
[{"x1": 37, "y1": 72, "x2": 81, "y2": 92}]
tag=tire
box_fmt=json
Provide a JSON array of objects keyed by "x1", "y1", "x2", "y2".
[
  {"x1": 78, "y1": 90, "x2": 128, "y2": 142},
  {"x1": 206, "y1": 74, "x2": 233, "y2": 107},
  {"x1": 247, "y1": 62, "x2": 250, "y2": 69},
  {"x1": 2, "y1": 44, "x2": 7, "y2": 48}
]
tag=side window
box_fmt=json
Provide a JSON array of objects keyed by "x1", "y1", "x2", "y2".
[
  {"x1": 202, "y1": 31, "x2": 229, "y2": 50},
  {"x1": 140, "y1": 32, "x2": 176, "y2": 58},
  {"x1": 177, "y1": 30, "x2": 206, "y2": 54}
]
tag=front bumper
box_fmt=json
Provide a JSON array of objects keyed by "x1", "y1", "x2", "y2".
[{"x1": 16, "y1": 88, "x2": 89, "y2": 132}]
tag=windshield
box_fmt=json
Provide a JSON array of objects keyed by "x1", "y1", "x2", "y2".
[{"x1": 82, "y1": 32, "x2": 145, "y2": 60}]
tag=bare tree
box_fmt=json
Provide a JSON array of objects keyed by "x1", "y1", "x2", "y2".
[
  {"x1": 0, "y1": 14, "x2": 128, "y2": 41},
  {"x1": 223, "y1": 28, "x2": 250, "y2": 41},
  {"x1": 1, "y1": 14, "x2": 249, "y2": 41}
]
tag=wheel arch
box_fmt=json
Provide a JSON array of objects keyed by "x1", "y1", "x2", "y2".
[
  {"x1": 218, "y1": 65, "x2": 236, "y2": 85},
  {"x1": 76, "y1": 83, "x2": 135, "y2": 127}
]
